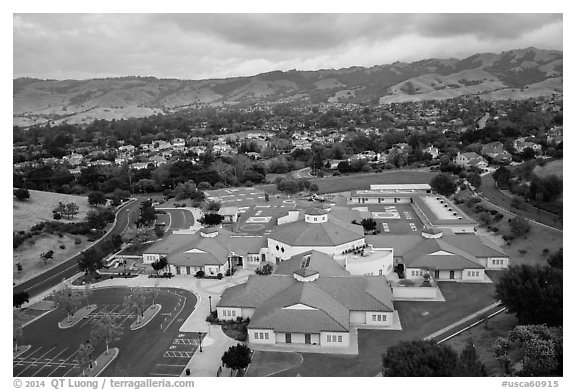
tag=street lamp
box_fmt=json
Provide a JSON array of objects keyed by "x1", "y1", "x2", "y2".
[
  {"x1": 208, "y1": 296, "x2": 212, "y2": 313},
  {"x1": 198, "y1": 332, "x2": 203, "y2": 352}
]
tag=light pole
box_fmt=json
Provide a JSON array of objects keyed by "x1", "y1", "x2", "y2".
[
  {"x1": 208, "y1": 296, "x2": 212, "y2": 313},
  {"x1": 198, "y1": 332, "x2": 203, "y2": 352}
]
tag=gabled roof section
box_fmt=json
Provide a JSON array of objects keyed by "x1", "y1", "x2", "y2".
[
  {"x1": 249, "y1": 308, "x2": 348, "y2": 333},
  {"x1": 401, "y1": 238, "x2": 484, "y2": 270},
  {"x1": 442, "y1": 234, "x2": 508, "y2": 257},
  {"x1": 268, "y1": 217, "x2": 364, "y2": 247},
  {"x1": 217, "y1": 275, "x2": 296, "y2": 308},
  {"x1": 274, "y1": 250, "x2": 350, "y2": 277}
]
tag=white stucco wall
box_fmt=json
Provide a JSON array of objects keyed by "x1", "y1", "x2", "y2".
[
  {"x1": 249, "y1": 329, "x2": 275, "y2": 344},
  {"x1": 392, "y1": 286, "x2": 439, "y2": 299},
  {"x1": 320, "y1": 331, "x2": 350, "y2": 347},
  {"x1": 350, "y1": 311, "x2": 366, "y2": 325},
  {"x1": 365, "y1": 311, "x2": 393, "y2": 327},
  {"x1": 462, "y1": 269, "x2": 485, "y2": 281},
  {"x1": 217, "y1": 307, "x2": 241, "y2": 320},
  {"x1": 345, "y1": 250, "x2": 394, "y2": 276},
  {"x1": 348, "y1": 197, "x2": 412, "y2": 205},
  {"x1": 142, "y1": 253, "x2": 161, "y2": 264},
  {"x1": 485, "y1": 257, "x2": 508, "y2": 269},
  {"x1": 268, "y1": 238, "x2": 366, "y2": 263}
]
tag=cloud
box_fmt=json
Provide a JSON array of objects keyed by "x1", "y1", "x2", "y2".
[{"x1": 13, "y1": 13, "x2": 563, "y2": 80}]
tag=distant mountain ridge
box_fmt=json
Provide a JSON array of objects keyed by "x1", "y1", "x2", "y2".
[{"x1": 13, "y1": 47, "x2": 562, "y2": 127}]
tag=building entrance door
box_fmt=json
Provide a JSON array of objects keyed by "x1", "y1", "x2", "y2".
[
  {"x1": 305, "y1": 334, "x2": 311, "y2": 344},
  {"x1": 285, "y1": 333, "x2": 292, "y2": 344},
  {"x1": 449, "y1": 270, "x2": 455, "y2": 279},
  {"x1": 434, "y1": 270, "x2": 440, "y2": 279}
]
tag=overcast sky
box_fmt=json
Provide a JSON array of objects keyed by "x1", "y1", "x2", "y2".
[{"x1": 13, "y1": 13, "x2": 563, "y2": 80}]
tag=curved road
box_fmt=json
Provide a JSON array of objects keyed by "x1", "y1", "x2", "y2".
[{"x1": 13, "y1": 199, "x2": 142, "y2": 299}]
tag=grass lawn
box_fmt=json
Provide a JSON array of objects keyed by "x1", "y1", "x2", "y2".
[
  {"x1": 444, "y1": 312, "x2": 518, "y2": 376},
  {"x1": 459, "y1": 197, "x2": 562, "y2": 268},
  {"x1": 246, "y1": 351, "x2": 303, "y2": 377},
  {"x1": 13, "y1": 189, "x2": 91, "y2": 232},
  {"x1": 533, "y1": 159, "x2": 563, "y2": 179},
  {"x1": 257, "y1": 169, "x2": 436, "y2": 195},
  {"x1": 271, "y1": 281, "x2": 498, "y2": 377},
  {"x1": 13, "y1": 233, "x2": 93, "y2": 284}
]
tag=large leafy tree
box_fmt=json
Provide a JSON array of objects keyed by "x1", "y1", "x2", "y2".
[
  {"x1": 494, "y1": 325, "x2": 562, "y2": 377},
  {"x1": 90, "y1": 313, "x2": 123, "y2": 355},
  {"x1": 382, "y1": 340, "x2": 458, "y2": 376},
  {"x1": 77, "y1": 247, "x2": 104, "y2": 273},
  {"x1": 52, "y1": 285, "x2": 83, "y2": 323},
  {"x1": 430, "y1": 173, "x2": 458, "y2": 197},
  {"x1": 88, "y1": 191, "x2": 107, "y2": 206},
  {"x1": 495, "y1": 264, "x2": 562, "y2": 326},
  {"x1": 454, "y1": 340, "x2": 487, "y2": 376},
  {"x1": 221, "y1": 343, "x2": 252, "y2": 372}
]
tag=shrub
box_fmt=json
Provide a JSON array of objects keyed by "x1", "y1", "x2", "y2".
[
  {"x1": 53, "y1": 212, "x2": 62, "y2": 220},
  {"x1": 75, "y1": 237, "x2": 82, "y2": 245},
  {"x1": 217, "y1": 273, "x2": 223, "y2": 279},
  {"x1": 195, "y1": 270, "x2": 205, "y2": 278},
  {"x1": 518, "y1": 249, "x2": 527, "y2": 255},
  {"x1": 59, "y1": 244, "x2": 66, "y2": 249}
]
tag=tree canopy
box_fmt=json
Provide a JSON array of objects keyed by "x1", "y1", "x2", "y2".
[
  {"x1": 221, "y1": 343, "x2": 252, "y2": 371},
  {"x1": 495, "y1": 264, "x2": 562, "y2": 326},
  {"x1": 382, "y1": 340, "x2": 459, "y2": 376},
  {"x1": 430, "y1": 173, "x2": 458, "y2": 197}
]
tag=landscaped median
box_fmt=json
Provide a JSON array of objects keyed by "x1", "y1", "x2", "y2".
[
  {"x1": 130, "y1": 304, "x2": 162, "y2": 330},
  {"x1": 58, "y1": 304, "x2": 97, "y2": 329},
  {"x1": 84, "y1": 347, "x2": 119, "y2": 377}
]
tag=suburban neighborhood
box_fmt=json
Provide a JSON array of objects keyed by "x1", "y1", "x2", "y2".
[{"x1": 12, "y1": 13, "x2": 564, "y2": 382}]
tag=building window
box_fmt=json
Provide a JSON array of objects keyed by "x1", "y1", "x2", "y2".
[
  {"x1": 281, "y1": 247, "x2": 285, "y2": 253},
  {"x1": 276, "y1": 245, "x2": 279, "y2": 251},
  {"x1": 327, "y1": 335, "x2": 332, "y2": 342},
  {"x1": 372, "y1": 314, "x2": 377, "y2": 321},
  {"x1": 265, "y1": 333, "x2": 269, "y2": 340},
  {"x1": 254, "y1": 333, "x2": 259, "y2": 340},
  {"x1": 337, "y1": 335, "x2": 342, "y2": 343}
]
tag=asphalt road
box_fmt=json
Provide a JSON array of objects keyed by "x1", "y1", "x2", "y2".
[
  {"x1": 14, "y1": 287, "x2": 198, "y2": 377},
  {"x1": 14, "y1": 199, "x2": 142, "y2": 299},
  {"x1": 162, "y1": 208, "x2": 195, "y2": 233}
]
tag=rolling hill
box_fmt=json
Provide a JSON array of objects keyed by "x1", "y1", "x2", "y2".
[{"x1": 13, "y1": 47, "x2": 562, "y2": 127}]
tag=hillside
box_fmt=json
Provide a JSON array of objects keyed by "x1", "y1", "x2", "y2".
[{"x1": 14, "y1": 47, "x2": 562, "y2": 127}]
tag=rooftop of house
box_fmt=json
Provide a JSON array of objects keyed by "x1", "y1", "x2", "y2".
[
  {"x1": 274, "y1": 250, "x2": 350, "y2": 277},
  {"x1": 218, "y1": 274, "x2": 394, "y2": 333}
]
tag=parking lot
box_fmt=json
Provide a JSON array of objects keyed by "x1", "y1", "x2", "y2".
[
  {"x1": 205, "y1": 187, "x2": 266, "y2": 207},
  {"x1": 14, "y1": 288, "x2": 197, "y2": 377},
  {"x1": 148, "y1": 332, "x2": 205, "y2": 377},
  {"x1": 350, "y1": 204, "x2": 424, "y2": 234}
]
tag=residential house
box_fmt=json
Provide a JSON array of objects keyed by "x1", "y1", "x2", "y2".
[
  {"x1": 423, "y1": 146, "x2": 439, "y2": 159},
  {"x1": 454, "y1": 152, "x2": 488, "y2": 170},
  {"x1": 513, "y1": 138, "x2": 543, "y2": 154},
  {"x1": 172, "y1": 138, "x2": 186, "y2": 147}
]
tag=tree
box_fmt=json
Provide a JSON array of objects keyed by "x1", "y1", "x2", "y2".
[
  {"x1": 40, "y1": 250, "x2": 54, "y2": 265},
  {"x1": 430, "y1": 173, "x2": 458, "y2": 197},
  {"x1": 154, "y1": 224, "x2": 165, "y2": 238},
  {"x1": 52, "y1": 285, "x2": 83, "y2": 323},
  {"x1": 88, "y1": 191, "x2": 107, "y2": 206},
  {"x1": 151, "y1": 256, "x2": 168, "y2": 274},
  {"x1": 382, "y1": 340, "x2": 458, "y2": 376},
  {"x1": 111, "y1": 234, "x2": 123, "y2": 251},
  {"x1": 65, "y1": 202, "x2": 80, "y2": 219},
  {"x1": 467, "y1": 172, "x2": 481, "y2": 189},
  {"x1": 309, "y1": 183, "x2": 319, "y2": 192},
  {"x1": 206, "y1": 200, "x2": 221, "y2": 211},
  {"x1": 495, "y1": 325, "x2": 562, "y2": 376},
  {"x1": 221, "y1": 344, "x2": 252, "y2": 373},
  {"x1": 90, "y1": 313, "x2": 123, "y2": 355},
  {"x1": 14, "y1": 188, "x2": 30, "y2": 200},
  {"x1": 495, "y1": 264, "x2": 562, "y2": 326},
  {"x1": 137, "y1": 199, "x2": 156, "y2": 227},
  {"x1": 122, "y1": 226, "x2": 156, "y2": 246},
  {"x1": 77, "y1": 247, "x2": 104, "y2": 274},
  {"x1": 547, "y1": 249, "x2": 562, "y2": 269},
  {"x1": 201, "y1": 213, "x2": 224, "y2": 226},
  {"x1": 75, "y1": 342, "x2": 94, "y2": 376},
  {"x1": 14, "y1": 308, "x2": 26, "y2": 352},
  {"x1": 13, "y1": 291, "x2": 29, "y2": 308},
  {"x1": 454, "y1": 340, "x2": 487, "y2": 376},
  {"x1": 255, "y1": 263, "x2": 273, "y2": 275},
  {"x1": 509, "y1": 216, "x2": 530, "y2": 238},
  {"x1": 493, "y1": 166, "x2": 512, "y2": 187},
  {"x1": 123, "y1": 287, "x2": 152, "y2": 322},
  {"x1": 361, "y1": 218, "x2": 377, "y2": 231}
]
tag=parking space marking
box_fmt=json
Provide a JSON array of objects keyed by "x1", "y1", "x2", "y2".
[
  {"x1": 31, "y1": 347, "x2": 70, "y2": 377},
  {"x1": 46, "y1": 350, "x2": 78, "y2": 377},
  {"x1": 15, "y1": 347, "x2": 56, "y2": 377},
  {"x1": 173, "y1": 338, "x2": 200, "y2": 346},
  {"x1": 163, "y1": 351, "x2": 193, "y2": 358}
]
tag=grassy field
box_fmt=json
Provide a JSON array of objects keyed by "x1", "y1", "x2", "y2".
[
  {"x1": 246, "y1": 351, "x2": 303, "y2": 377},
  {"x1": 258, "y1": 169, "x2": 436, "y2": 195},
  {"x1": 459, "y1": 196, "x2": 563, "y2": 267},
  {"x1": 444, "y1": 312, "x2": 518, "y2": 376},
  {"x1": 13, "y1": 233, "x2": 93, "y2": 284},
  {"x1": 13, "y1": 190, "x2": 91, "y2": 232},
  {"x1": 533, "y1": 159, "x2": 563, "y2": 179}
]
